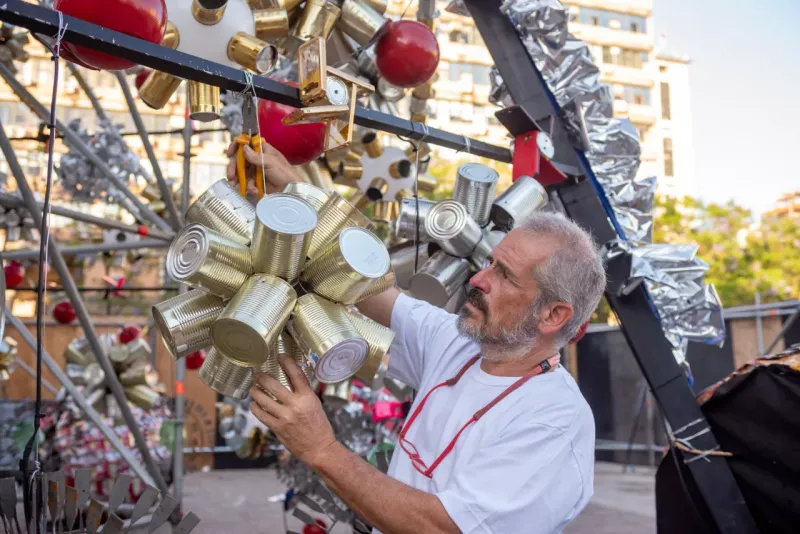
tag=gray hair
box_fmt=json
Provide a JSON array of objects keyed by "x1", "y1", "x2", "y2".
[{"x1": 517, "y1": 212, "x2": 606, "y2": 348}]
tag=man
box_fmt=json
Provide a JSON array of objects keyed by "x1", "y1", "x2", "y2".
[{"x1": 229, "y1": 143, "x2": 607, "y2": 533}]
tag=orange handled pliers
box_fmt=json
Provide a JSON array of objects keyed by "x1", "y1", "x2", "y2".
[{"x1": 236, "y1": 96, "x2": 266, "y2": 199}]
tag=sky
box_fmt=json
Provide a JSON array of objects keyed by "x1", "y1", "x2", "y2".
[{"x1": 653, "y1": 0, "x2": 800, "y2": 215}]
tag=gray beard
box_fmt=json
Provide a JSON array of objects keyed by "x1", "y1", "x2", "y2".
[{"x1": 456, "y1": 306, "x2": 541, "y2": 362}]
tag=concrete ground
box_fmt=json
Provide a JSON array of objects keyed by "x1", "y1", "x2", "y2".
[{"x1": 169, "y1": 461, "x2": 656, "y2": 533}]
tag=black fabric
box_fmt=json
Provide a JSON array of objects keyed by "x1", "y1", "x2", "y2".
[{"x1": 656, "y1": 363, "x2": 800, "y2": 533}]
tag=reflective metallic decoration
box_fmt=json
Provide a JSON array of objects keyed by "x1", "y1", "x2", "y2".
[
  {"x1": 424, "y1": 200, "x2": 483, "y2": 258},
  {"x1": 469, "y1": 228, "x2": 506, "y2": 271},
  {"x1": 490, "y1": 174, "x2": 549, "y2": 230},
  {"x1": 185, "y1": 179, "x2": 256, "y2": 246},
  {"x1": 293, "y1": 0, "x2": 341, "y2": 41},
  {"x1": 259, "y1": 330, "x2": 313, "y2": 393},
  {"x1": 153, "y1": 289, "x2": 225, "y2": 359},
  {"x1": 189, "y1": 81, "x2": 221, "y2": 122},
  {"x1": 253, "y1": 7, "x2": 291, "y2": 41},
  {"x1": 395, "y1": 197, "x2": 435, "y2": 241},
  {"x1": 227, "y1": 32, "x2": 279, "y2": 74},
  {"x1": 344, "y1": 310, "x2": 394, "y2": 386},
  {"x1": 199, "y1": 347, "x2": 254, "y2": 400},
  {"x1": 337, "y1": 0, "x2": 387, "y2": 47},
  {"x1": 307, "y1": 192, "x2": 375, "y2": 260},
  {"x1": 453, "y1": 163, "x2": 499, "y2": 227},
  {"x1": 409, "y1": 251, "x2": 472, "y2": 308},
  {"x1": 252, "y1": 194, "x2": 318, "y2": 283},
  {"x1": 390, "y1": 244, "x2": 430, "y2": 291},
  {"x1": 283, "y1": 181, "x2": 331, "y2": 212}
]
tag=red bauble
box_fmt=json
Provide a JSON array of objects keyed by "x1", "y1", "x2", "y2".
[
  {"x1": 53, "y1": 301, "x2": 77, "y2": 325},
  {"x1": 119, "y1": 325, "x2": 142, "y2": 344},
  {"x1": 53, "y1": 0, "x2": 167, "y2": 71},
  {"x1": 184, "y1": 351, "x2": 206, "y2": 371},
  {"x1": 258, "y1": 81, "x2": 326, "y2": 165},
  {"x1": 134, "y1": 68, "x2": 151, "y2": 91},
  {"x1": 302, "y1": 520, "x2": 328, "y2": 534},
  {"x1": 4, "y1": 261, "x2": 25, "y2": 288},
  {"x1": 376, "y1": 20, "x2": 440, "y2": 88}
]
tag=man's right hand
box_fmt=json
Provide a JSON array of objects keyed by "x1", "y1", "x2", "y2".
[{"x1": 226, "y1": 140, "x2": 307, "y2": 196}]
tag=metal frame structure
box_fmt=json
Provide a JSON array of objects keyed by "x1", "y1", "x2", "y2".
[{"x1": 0, "y1": 0, "x2": 757, "y2": 531}]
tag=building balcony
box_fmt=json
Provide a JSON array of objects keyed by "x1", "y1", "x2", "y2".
[
  {"x1": 612, "y1": 100, "x2": 656, "y2": 125},
  {"x1": 438, "y1": 41, "x2": 494, "y2": 66},
  {"x1": 599, "y1": 65, "x2": 656, "y2": 88},
  {"x1": 570, "y1": 23, "x2": 653, "y2": 51}
]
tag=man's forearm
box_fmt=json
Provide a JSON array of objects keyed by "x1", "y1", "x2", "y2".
[
  {"x1": 355, "y1": 287, "x2": 400, "y2": 328},
  {"x1": 311, "y1": 442, "x2": 459, "y2": 534}
]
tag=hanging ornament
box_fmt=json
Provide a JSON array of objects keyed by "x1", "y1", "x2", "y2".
[
  {"x1": 118, "y1": 325, "x2": 142, "y2": 344},
  {"x1": 184, "y1": 350, "x2": 206, "y2": 371},
  {"x1": 375, "y1": 20, "x2": 439, "y2": 88},
  {"x1": 53, "y1": 301, "x2": 77, "y2": 325},
  {"x1": 53, "y1": 0, "x2": 168, "y2": 70},
  {"x1": 4, "y1": 260, "x2": 25, "y2": 288},
  {"x1": 257, "y1": 81, "x2": 326, "y2": 165}
]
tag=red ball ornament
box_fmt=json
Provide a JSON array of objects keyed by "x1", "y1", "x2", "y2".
[
  {"x1": 119, "y1": 325, "x2": 142, "y2": 344},
  {"x1": 4, "y1": 261, "x2": 25, "y2": 288},
  {"x1": 134, "y1": 68, "x2": 151, "y2": 91},
  {"x1": 53, "y1": 0, "x2": 167, "y2": 71},
  {"x1": 302, "y1": 520, "x2": 328, "y2": 534},
  {"x1": 376, "y1": 20, "x2": 440, "y2": 88},
  {"x1": 184, "y1": 351, "x2": 206, "y2": 371},
  {"x1": 257, "y1": 81, "x2": 326, "y2": 166},
  {"x1": 53, "y1": 301, "x2": 77, "y2": 325}
]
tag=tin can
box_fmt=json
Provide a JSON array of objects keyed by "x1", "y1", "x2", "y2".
[
  {"x1": 389, "y1": 160, "x2": 411, "y2": 180},
  {"x1": 395, "y1": 188, "x2": 414, "y2": 202},
  {"x1": 124, "y1": 385, "x2": 160, "y2": 411},
  {"x1": 283, "y1": 181, "x2": 331, "y2": 212},
  {"x1": 199, "y1": 348, "x2": 253, "y2": 400},
  {"x1": 253, "y1": 7, "x2": 290, "y2": 41},
  {"x1": 251, "y1": 194, "x2": 317, "y2": 284},
  {"x1": 258, "y1": 331, "x2": 313, "y2": 393},
  {"x1": 373, "y1": 200, "x2": 397, "y2": 223},
  {"x1": 299, "y1": 163, "x2": 336, "y2": 194},
  {"x1": 119, "y1": 363, "x2": 159, "y2": 388},
  {"x1": 227, "y1": 32, "x2": 278, "y2": 74},
  {"x1": 469, "y1": 228, "x2": 506, "y2": 271},
  {"x1": 152, "y1": 289, "x2": 225, "y2": 359},
  {"x1": 356, "y1": 269, "x2": 396, "y2": 300},
  {"x1": 377, "y1": 78, "x2": 405, "y2": 102},
  {"x1": 186, "y1": 179, "x2": 256, "y2": 246},
  {"x1": 141, "y1": 184, "x2": 161, "y2": 201},
  {"x1": 66, "y1": 363, "x2": 88, "y2": 386},
  {"x1": 490, "y1": 175, "x2": 548, "y2": 231},
  {"x1": 362, "y1": 132, "x2": 383, "y2": 158},
  {"x1": 188, "y1": 80, "x2": 220, "y2": 122},
  {"x1": 124, "y1": 338, "x2": 152, "y2": 366},
  {"x1": 344, "y1": 311, "x2": 395, "y2": 385},
  {"x1": 191, "y1": 0, "x2": 227, "y2": 25},
  {"x1": 307, "y1": 192, "x2": 375, "y2": 260},
  {"x1": 211, "y1": 275, "x2": 296, "y2": 367},
  {"x1": 340, "y1": 162, "x2": 363, "y2": 181},
  {"x1": 409, "y1": 251, "x2": 471, "y2": 308},
  {"x1": 404, "y1": 141, "x2": 431, "y2": 160},
  {"x1": 362, "y1": 0, "x2": 387, "y2": 14},
  {"x1": 167, "y1": 224, "x2": 251, "y2": 298},
  {"x1": 366, "y1": 178, "x2": 389, "y2": 201},
  {"x1": 395, "y1": 196, "x2": 435, "y2": 241},
  {"x1": 302, "y1": 227, "x2": 390, "y2": 304},
  {"x1": 293, "y1": 0, "x2": 341, "y2": 41},
  {"x1": 453, "y1": 163, "x2": 499, "y2": 226},
  {"x1": 424, "y1": 200, "x2": 483, "y2": 258},
  {"x1": 64, "y1": 341, "x2": 93, "y2": 366},
  {"x1": 291, "y1": 294, "x2": 369, "y2": 383},
  {"x1": 337, "y1": 0, "x2": 387, "y2": 46},
  {"x1": 417, "y1": 173, "x2": 437, "y2": 193},
  {"x1": 390, "y1": 243, "x2": 429, "y2": 290},
  {"x1": 322, "y1": 381, "x2": 352, "y2": 409}
]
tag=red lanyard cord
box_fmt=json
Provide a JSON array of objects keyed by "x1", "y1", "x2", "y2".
[{"x1": 399, "y1": 354, "x2": 561, "y2": 478}]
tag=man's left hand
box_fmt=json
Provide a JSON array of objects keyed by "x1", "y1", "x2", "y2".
[{"x1": 250, "y1": 355, "x2": 337, "y2": 468}]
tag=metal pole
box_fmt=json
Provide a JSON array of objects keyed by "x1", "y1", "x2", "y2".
[
  {"x1": 13, "y1": 356, "x2": 59, "y2": 395},
  {"x1": 6, "y1": 312, "x2": 155, "y2": 486},
  {"x1": 0, "y1": 193, "x2": 174, "y2": 241},
  {"x1": 755, "y1": 292, "x2": 764, "y2": 355},
  {"x1": 0, "y1": 239, "x2": 169, "y2": 261},
  {"x1": 764, "y1": 306, "x2": 800, "y2": 355},
  {"x1": 645, "y1": 389, "x2": 655, "y2": 467},
  {"x1": 0, "y1": 62, "x2": 172, "y2": 232},
  {"x1": 114, "y1": 72, "x2": 183, "y2": 230},
  {"x1": 0, "y1": 120, "x2": 170, "y2": 493},
  {"x1": 64, "y1": 61, "x2": 110, "y2": 122}
]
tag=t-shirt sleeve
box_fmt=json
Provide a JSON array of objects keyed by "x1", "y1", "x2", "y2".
[
  {"x1": 434, "y1": 422, "x2": 588, "y2": 534},
  {"x1": 388, "y1": 293, "x2": 459, "y2": 390}
]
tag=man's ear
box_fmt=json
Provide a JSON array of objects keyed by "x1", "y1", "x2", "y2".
[{"x1": 537, "y1": 301, "x2": 574, "y2": 337}]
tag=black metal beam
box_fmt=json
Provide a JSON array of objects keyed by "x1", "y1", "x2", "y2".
[{"x1": 0, "y1": 0, "x2": 511, "y2": 163}]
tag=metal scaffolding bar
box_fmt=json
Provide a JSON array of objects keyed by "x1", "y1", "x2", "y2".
[
  {"x1": 5, "y1": 312, "x2": 155, "y2": 486},
  {"x1": 0, "y1": 0, "x2": 511, "y2": 163},
  {"x1": 114, "y1": 72, "x2": 183, "y2": 230},
  {"x1": 0, "y1": 239, "x2": 169, "y2": 261},
  {"x1": 64, "y1": 61, "x2": 109, "y2": 122},
  {"x1": 0, "y1": 120, "x2": 170, "y2": 493},
  {"x1": 0, "y1": 193, "x2": 174, "y2": 241},
  {"x1": 0, "y1": 62, "x2": 173, "y2": 233}
]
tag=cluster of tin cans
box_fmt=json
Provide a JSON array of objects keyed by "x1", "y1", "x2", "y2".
[
  {"x1": 394, "y1": 163, "x2": 550, "y2": 309},
  {"x1": 155, "y1": 178, "x2": 396, "y2": 400}
]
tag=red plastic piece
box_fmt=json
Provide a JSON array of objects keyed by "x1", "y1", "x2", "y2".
[
  {"x1": 184, "y1": 350, "x2": 206, "y2": 371},
  {"x1": 512, "y1": 131, "x2": 567, "y2": 186},
  {"x1": 376, "y1": 20, "x2": 439, "y2": 88},
  {"x1": 53, "y1": 300, "x2": 77, "y2": 324},
  {"x1": 137, "y1": 225, "x2": 149, "y2": 236},
  {"x1": 119, "y1": 325, "x2": 142, "y2": 344},
  {"x1": 302, "y1": 520, "x2": 328, "y2": 534},
  {"x1": 372, "y1": 401, "x2": 405, "y2": 423},
  {"x1": 53, "y1": 0, "x2": 167, "y2": 70},
  {"x1": 257, "y1": 81, "x2": 326, "y2": 165},
  {"x1": 134, "y1": 68, "x2": 151, "y2": 91},
  {"x1": 4, "y1": 261, "x2": 25, "y2": 288}
]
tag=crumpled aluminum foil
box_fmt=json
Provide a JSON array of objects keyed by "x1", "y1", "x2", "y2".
[{"x1": 497, "y1": 0, "x2": 724, "y2": 361}]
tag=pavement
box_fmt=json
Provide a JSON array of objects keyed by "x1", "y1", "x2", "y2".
[{"x1": 168, "y1": 461, "x2": 656, "y2": 533}]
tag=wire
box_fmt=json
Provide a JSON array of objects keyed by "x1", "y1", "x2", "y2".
[{"x1": 400, "y1": 122, "x2": 429, "y2": 274}]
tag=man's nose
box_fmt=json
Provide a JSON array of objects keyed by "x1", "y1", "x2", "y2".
[{"x1": 469, "y1": 267, "x2": 490, "y2": 294}]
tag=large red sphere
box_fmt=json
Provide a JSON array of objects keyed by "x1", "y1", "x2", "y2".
[
  {"x1": 258, "y1": 81, "x2": 326, "y2": 166},
  {"x1": 376, "y1": 20, "x2": 440, "y2": 88},
  {"x1": 184, "y1": 351, "x2": 206, "y2": 371},
  {"x1": 53, "y1": 0, "x2": 167, "y2": 71},
  {"x1": 4, "y1": 261, "x2": 25, "y2": 288},
  {"x1": 119, "y1": 325, "x2": 142, "y2": 344},
  {"x1": 134, "y1": 68, "x2": 151, "y2": 91},
  {"x1": 53, "y1": 301, "x2": 77, "y2": 325}
]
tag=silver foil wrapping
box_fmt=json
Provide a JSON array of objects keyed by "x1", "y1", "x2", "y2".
[{"x1": 498, "y1": 0, "x2": 724, "y2": 361}]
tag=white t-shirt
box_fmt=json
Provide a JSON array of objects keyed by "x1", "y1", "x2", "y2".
[{"x1": 376, "y1": 294, "x2": 595, "y2": 534}]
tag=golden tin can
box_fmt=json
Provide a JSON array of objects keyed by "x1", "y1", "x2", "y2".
[
  {"x1": 389, "y1": 160, "x2": 411, "y2": 180},
  {"x1": 362, "y1": 0, "x2": 387, "y2": 14},
  {"x1": 141, "y1": 184, "x2": 161, "y2": 201},
  {"x1": 344, "y1": 310, "x2": 394, "y2": 385},
  {"x1": 258, "y1": 330, "x2": 313, "y2": 393},
  {"x1": 167, "y1": 224, "x2": 251, "y2": 298},
  {"x1": 307, "y1": 192, "x2": 375, "y2": 260},
  {"x1": 322, "y1": 380, "x2": 352, "y2": 408},
  {"x1": 253, "y1": 8, "x2": 290, "y2": 41},
  {"x1": 191, "y1": 0, "x2": 228, "y2": 25},
  {"x1": 366, "y1": 178, "x2": 389, "y2": 201},
  {"x1": 340, "y1": 161, "x2": 363, "y2": 181},
  {"x1": 119, "y1": 363, "x2": 160, "y2": 388},
  {"x1": 302, "y1": 227, "x2": 390, "y2": 304},
  {"x1": 189, "y1": 80, "x2": 220, "y2": 122},
  {"x1": 337, "y1": 0, "x2": 387, "y2": 46},
  {"x1": 373, "y1": 200, "x2": 397, "y2": 222},
  {"x1": 293, "y1": 0, "x2": 341, "y2": 41},
  {"x1": 125, "y1": 385, "x2": 160, "y2": 411},
  {"x1": 139, "y1": 71, "x2": 183, "y2": 110},
  {"x1": 417, "y1": 174, "x2": 437, "y2": 193},
  {"x1": 211, "y1": 274, "x2": 297, "y2": 367},
  {"x1": 362, "y1": 132, "x2": 383, "y2": 158},
  {"x1": 227, "y1": 32, "x2": 278, "y2": 74},
  {"x1": 283, "y1": 181, "x2": 331, "y2": 212},
  {"x1": 199, "y1": 347, "x2": 254, "y2": 400},
  {"x1": 356, "y1": 269, "x2": 396, "y2": 300},
  {"x1": 152, "y1": 289, "x2": 225, "y2": 359},
  {"x1": 186, "y1": 179, "x2": 256, "y2": 246},
  {"x1": 251, "y1": 194, "x2": 318, "y2": 284},
  {"x1": 291, "y1": 294, "x2": 368, "y2": 383},
  {"x1": 63, "y1": 340, "x2": 93, "y2": 366},
  {"x1": 300, "y1": 162, "x2": 336, "y2": 194}
]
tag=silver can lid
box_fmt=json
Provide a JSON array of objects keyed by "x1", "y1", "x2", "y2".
[
  {"x1": 314, "y1": 338, "x2": 369, "y2": 383},
  {"x1": 424, "y1": 200, "x2": 469, "y2": 241},
  {"x1": 339, "y1": 227, "x2": 390, "y2": 279},
  {"x1": 256, "y1": 193, "x2": 318, "y2": 235},
  {"x1": 457, "y1": 162, "x2": 499, "y2": 184},
  {"x1": 167, "y1": 224, "x2": 210, "y2": 280}
]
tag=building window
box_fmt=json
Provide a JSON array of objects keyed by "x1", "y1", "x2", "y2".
[
  {"x1": 601, "y1": 46, "x2": 648, "y2": 68},
  {"x1": 577, "y1": 7, "x2": 646, "y2": 33},
  {"x1": 449, "y1": 29, "x2": 469, "y2": 44},
  {"x1": 623, "y1": 85, "x2": 651, "y2": 105},
  {"x1": 634, "y1": 125, "x2": 648, "y2": 143},
  {"x1": 448, "y1": 62, "x2": 491, "y2": 86},
  {"x1": 663, "y1": 138, "x2": 674, "y2": 177},
  {"x1": 660, "y1": 82, "x2": 671, "y2": 120}
]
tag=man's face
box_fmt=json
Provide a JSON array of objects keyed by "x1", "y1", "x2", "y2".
[{"x1": 457, "y1": 230, "x2": 557, "y2": 356}]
